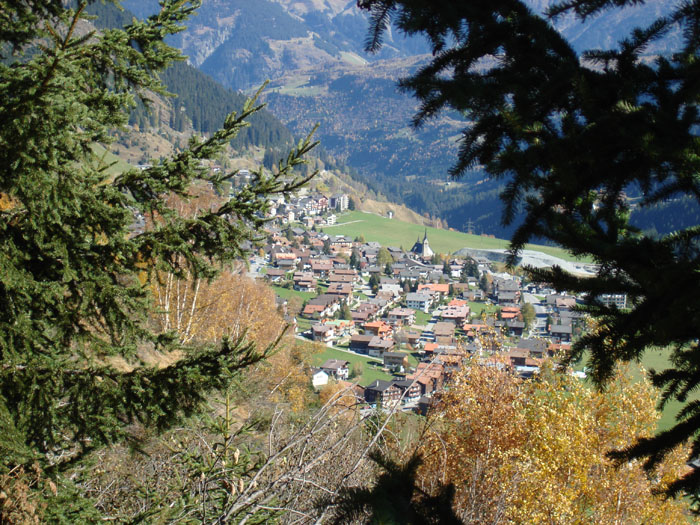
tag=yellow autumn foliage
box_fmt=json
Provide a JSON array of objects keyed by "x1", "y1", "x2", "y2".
[{"x1": 417, "y1": 362, "x2": 690, "y2": 524}]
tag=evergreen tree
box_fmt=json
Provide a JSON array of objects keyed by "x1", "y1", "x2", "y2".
[
  {"x1": 0, "y1": 1, "x2": 316, "y2": 518},
  {"x1": 384, "y1": 262, "x2": 393, "y2": 276},
  {"x1": 340, "y1": 302, "x2": 353, "y2": 321},
  {"x1": 359, "y1": 0, "x2": 700, "y2": 493},
  {"x1": 369, "y1": 274, "x2": 380, "y2": 294}
]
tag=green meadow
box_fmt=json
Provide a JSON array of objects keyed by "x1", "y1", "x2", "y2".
[{"x1": 325, "y1": 211, "x2": 587, "y2": 262}]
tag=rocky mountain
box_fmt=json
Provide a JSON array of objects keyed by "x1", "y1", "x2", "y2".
[{"x1": 119, "y1": 0, "x2": 688, "y2": 237}]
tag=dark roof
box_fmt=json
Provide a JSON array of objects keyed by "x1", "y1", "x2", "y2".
[{"x1": 366, "y1": 380, "x2": 396, "y2": 392}]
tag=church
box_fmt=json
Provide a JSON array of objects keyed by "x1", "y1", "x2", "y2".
[{"x1": 410, "y1": 230, "x2": 434, "y2": 259}]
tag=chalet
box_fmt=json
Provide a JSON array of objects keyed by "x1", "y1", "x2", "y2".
[
  {"x1": 320, "y1": 359, "x2": 350, "y2": 380},
  {"x1": 368, "y1": 336, "x2": 395, "y2": 358},
  {"x1": 364, "y1": 380, "x2": 401, "y2": 406},
  {"x1": 423, "y1": 342, "x2": 438, "y2": 356},
  {"x1": 327, "y1": 283, "x2": 353, "y2": 300},
  {"x1": 517, "y1": 338, "x2": 549, "y2": 358},
  {"x1": 311, "y1": 369, "x2": 329, "y2": 389},
  {"x1": 406, "y1": 292, "x2": 432, "y2": 312},
  {"x1": 274, "y1": 252, "x2": 298, "y2": 265},
  {"x1": 349, "y1": 334, "x2": 374, "y2": 353},
  {"x1": 394, "y1": 330, "x2": 421, "y2": 347},
  {"x1": 500, "y1": 306, "x2": 520, "y2": 320},
  {"x1": 329, "y1": 235, "x2": 353, "y2": 253},
  {"x1": 451, "y1": 282, "x2": 470, "y2": 295},
  {"x1": 461, "y1": 289, "x2": 484, "y2": 302},
  {"x1": 546, "y1": 294, "x2": 577, "y2": 310},
  {"x1": 383, "y1": 351, "x2": 409, "y2": 371},
  {"x1": 418, "y1": 283, "x2": 450, "y2": 299},
  {"x1": 303, "y1": 294, "x2": 341, "y2": 318},
  {"x1": 380, "y1": 283, "x2": 402, "y2": 297},
  {"x1": 293, "y1": 271, "x2": 317, "y2": 292},
  {"x1": 310, "y1": 259, "x2": 334, "y2": 277},
  {"x1": 462, "y1": 323, "x2": 489, "y2": 339},
  {"x1": 265, "y1": 268, "x2": 287, "y2": 282},
  {"x1": 408, "y1": 362, "x2": 444, "y2": 394},
  {"x1": 493, "y1": 278, "x2": 521, "y2": 304},
  {"x1": 312, "y1": 324, "x2": 334, "y2": 343},
  {"x1": 351, "y1": 303, "x2": 378, "y2": 323},
  {"x1": 398, "y1": 268, "x2": 422, "y2": 281},
  {"x1": 433, "y1": 321, "x2": 456, "y2": 340},
  {"x1": 375, "y1": 290, "x2": 397, "y2": 304},
  {"x1": 505, "y1": 319, "x2": 526, "y2": 336},
  {"x1": 329, "y1": 271, "x2": 356, "y2": 284},
  {"x1": 440, "y1": 304, "x2": 470, "y2": 323},
  {"x1": 391, "y1": 379, "x2": 421, "y2": 402},
  {"x1": 363, "y1": 320, "x2": 392, "y2": 338},
  {"x1": 549, "y1": 323, "x2": 573, "y2": 342},
  {"x1": 302, "y1": 304, "x2": 327, "y2": 317},
  {"x1": 322, "y1": 319, "x2": 355, "y2": 338},
  {"x1": 387, "y1": 307, "x2": 416, "y2": 327}
]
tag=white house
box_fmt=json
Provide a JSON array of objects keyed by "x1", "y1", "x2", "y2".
[{"x1": 311, "y1": 369, "x2": 329, "y2": 389}]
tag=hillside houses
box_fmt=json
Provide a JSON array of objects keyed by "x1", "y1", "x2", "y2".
[{"x1": 253, "y1": 219, "x2": 589, "y2": 413}]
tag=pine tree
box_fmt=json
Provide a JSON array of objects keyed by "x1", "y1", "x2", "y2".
[
  {"x1": 0, "y1": 1, "x2": 316, "y2": 518},
  {"x1": 359, "y1": 0, "x2": 700, "y2": 494}
]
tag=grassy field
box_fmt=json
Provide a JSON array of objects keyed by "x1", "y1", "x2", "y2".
[
  {"x1": 91, "y1": 143, "x2": 133, "y2": 176},
  {"x1": 469, "y1": 301, "x2": 500, "y2": 317},
  {"x1": 411, "y1": 309, "x2": 432, "y2": 326},
  {"x1": 325, "y1": 211, "x2": 587, "y2": 262},
  {"x1": 270, "y1": 285, "x2": 316, "y2": 303},
  {"x1": 311, "y1": 346, "x2": 393, "y2": 386}
]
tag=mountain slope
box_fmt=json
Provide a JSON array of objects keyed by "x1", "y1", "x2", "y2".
[{"x1": 118, "y1": 0, "x2": 690, "y2": 237}]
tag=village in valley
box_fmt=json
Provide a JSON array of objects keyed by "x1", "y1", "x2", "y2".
[{"x1": 249, "y1": 189, "x2": 615, "y2": 414}]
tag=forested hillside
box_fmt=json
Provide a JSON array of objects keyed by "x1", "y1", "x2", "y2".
[
  {"x1": 88, "y1": 1, "x2": 296, "y2": 154},
  {"x1": 112, "y1": 0, "x2": 693, "y2": 238}
]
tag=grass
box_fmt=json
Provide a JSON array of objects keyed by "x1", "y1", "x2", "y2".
[
  {"x1": 468, "y1": 301, "x2": 499, "y2": 317},
  {"x1": 295, "y1": 317, "x2": 313, "y2": 333},
  {"x1": 90, "y1": 143, "x2": 133, "y2": 177},
  {"x1": 270, "y1": 285, "x2": 316, "y2": 303},
  {"x1": 311, "y1": 346, "x2": 393, "y2": 386},
  {"x1": 411, "y1": 309, "x2": 432, "y2": 326},
  {"x1": 327, "y1": 211, "x2": 588, "y2": 262}
]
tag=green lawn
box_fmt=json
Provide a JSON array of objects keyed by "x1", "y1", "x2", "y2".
[
  {"x1": 295, "y1": 317, "x2": 313, "y2": 333},
  {"x1": 270, "y1": 285, "x2": 316, "y2": 303},
  {"x1": 90, "y1": 143, "x2": 133, "y2": 177},
  {"x1": 468, "y1": 301, "x2": 499, "y2": 317},
  {"x1": 311, "y1": 346, "x2": 393, "y2": 386},
  {"x1": 411, "y1": 309, "x2": 432, "y2": 326},
  {"x1": 327, "y1": 210, "x2": 587, "y2": 262}
]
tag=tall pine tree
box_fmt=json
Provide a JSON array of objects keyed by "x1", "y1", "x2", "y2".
[
  {"x1": 359, "y1": 0, "x2": 700, "y2": 495},
  {"x1": 0, "y1": 1, "x2": 316, "y2": 519}
]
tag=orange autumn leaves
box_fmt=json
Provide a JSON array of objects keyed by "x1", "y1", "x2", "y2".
[
  {"x1": 416, "y1": 363, "x2": 689, "y2": 524},
  {"x1": 151, "y1": 269, "x2": 284, "y2": 348}
]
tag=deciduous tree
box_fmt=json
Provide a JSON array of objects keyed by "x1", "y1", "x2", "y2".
[{"x1": 417, "y1": 363, "x2": 689, "y2": 522}]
